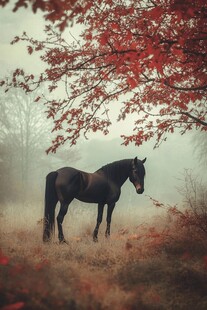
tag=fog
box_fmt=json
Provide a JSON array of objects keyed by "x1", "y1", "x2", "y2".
[
  {"x1": 1, "y1": 7, "x2": 207, "y2": 310},
  {"x1": 0, "y1": 5, "x2": 206, "y2": 231}
]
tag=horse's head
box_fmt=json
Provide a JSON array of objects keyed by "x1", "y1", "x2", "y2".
[{"x1": 129, "y1": 157, "x2": 146, "y2": 194}]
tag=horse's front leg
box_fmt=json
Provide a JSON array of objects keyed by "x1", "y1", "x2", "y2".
[
  {"x1": 105, "y1": 203, "x2": 115, "y2": 238},
  {"x1": 93, "y1": 203, "x2": 104, "y2": 242},
  {"x1": 57, "y1": 202, "x2": 70, "y2": 243}
]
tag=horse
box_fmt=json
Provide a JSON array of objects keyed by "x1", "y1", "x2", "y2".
[{"x1": 43, "y1": 156, "x2": 146, "y2": 243}]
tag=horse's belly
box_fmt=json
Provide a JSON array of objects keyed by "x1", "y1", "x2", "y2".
[
  {"x1": 76, "y1": 196, "x2": 100, "y2": 203},
  {"x1": 75, "y1": 186, "x2": 107, "y2": 204}
]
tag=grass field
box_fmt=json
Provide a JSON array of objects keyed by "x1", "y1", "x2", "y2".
[{"x1": 1, "y1": 202, "x2": 207, "y2": 310}]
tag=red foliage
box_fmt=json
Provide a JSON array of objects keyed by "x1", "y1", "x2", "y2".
[
  {"x1": 35, "y1": 258, "x2": 50, "y2": 271},
  {"x1": 1, "y1": 0, "x2": 207, "y2": 150},
  {"x1": 181, "y1": 251, "x2": 192, "y2": 261},
  {"x1": 0, "y1": 250, "x2": 10, "y2": 266},
  {"x1": 1, "y1": 302, "x2": 25, "y2": 310},
  {"x1": 149, "y1": 195, "x2": 207, "y2": 238}
]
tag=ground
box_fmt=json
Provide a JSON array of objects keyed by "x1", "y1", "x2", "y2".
[{"x1": 0, "y1": 203, "x2": 207, "y2": 310}]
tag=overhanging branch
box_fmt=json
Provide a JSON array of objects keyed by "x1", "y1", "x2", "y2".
[
  {"x1": 180, "y1": 111, "x2": 207, "y2": 127},
  {"x1": 164, "y1": 81, "x2": 207, "y2": 91}
]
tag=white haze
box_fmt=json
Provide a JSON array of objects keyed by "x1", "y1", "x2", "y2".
[{"x1": 0, "y1": 5, "x2": 205, "y2": 235}]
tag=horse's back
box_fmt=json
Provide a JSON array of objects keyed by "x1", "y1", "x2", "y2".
[
  {"x1": 56, "y1": 167, "x2": 79, "y2": 180},
  {"x1": 56, "y1": 167, "x2": 109, "y2": 203},
  {"x1": 55, "y1": 166, "x2": 120, "y2": 204}
]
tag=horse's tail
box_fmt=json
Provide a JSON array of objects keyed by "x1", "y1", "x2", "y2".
[{"x1": 43, "y1": 171, "x2": 58, "y2": 242}]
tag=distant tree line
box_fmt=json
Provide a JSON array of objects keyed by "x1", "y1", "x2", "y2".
[{"x1": 0, "y1": 87, "x2": 80, "y2": 202}]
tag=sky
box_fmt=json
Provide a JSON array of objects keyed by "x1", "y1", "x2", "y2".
[
  {"x1": 0, "y1": 5, "x2": 43, "y2": 74},
  {"x1": 0, "y1": 4, "x2": 205, "y2": 213}
]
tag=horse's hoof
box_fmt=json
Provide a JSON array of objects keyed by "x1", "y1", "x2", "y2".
[
  {"x1": 43, "y1": 235, "x2": 52, "y2": 243},
  {"x1": 59, "y1": 239, "x2": 69, "y2": 245},
  {"x1": 93, "y1": 236, "x2": 98, "y2": 242}
]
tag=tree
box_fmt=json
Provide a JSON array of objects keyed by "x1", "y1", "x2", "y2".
[
  {"x1": 0, "y1": 87, "x2": 51, "y2": 200},
  {"x1": 1, "y1": 0, "x2": 207, "y2": 152},
  {"x1": 0, "y1": 86, "x2": 81, "y2": 201}
]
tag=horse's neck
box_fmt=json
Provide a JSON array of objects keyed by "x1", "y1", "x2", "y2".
[{"x1": 105, "y1": 159, "x2": 131, "y2": 187}]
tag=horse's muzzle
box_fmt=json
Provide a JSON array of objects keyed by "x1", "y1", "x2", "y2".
[
  {"x1": 137, "y1": 188, "x2": 144, "y2": 194},
  {"x1": 135, "y1": 184, "x2": 144, "y2": 194}
]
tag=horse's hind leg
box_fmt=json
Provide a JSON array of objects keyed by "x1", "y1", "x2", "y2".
[
  {"x1": 93, "y1": 203, "x2": 104, "y2": 242},
  {"x1": 57, "y1": 200, "x2": 72, "y2": 243}
]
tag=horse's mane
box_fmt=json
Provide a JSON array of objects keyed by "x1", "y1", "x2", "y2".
[{"x1": 97, "y1": 159, "x2": 132, "y2": 186}]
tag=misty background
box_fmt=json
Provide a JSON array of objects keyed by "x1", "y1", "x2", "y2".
[{"x1": 0, "y1": 5, "x2": 206, "y2": 233}]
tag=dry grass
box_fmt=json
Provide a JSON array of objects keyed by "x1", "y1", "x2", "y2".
[{"x1": 1, "y1": 202, "x2": 207, "y2": 310}]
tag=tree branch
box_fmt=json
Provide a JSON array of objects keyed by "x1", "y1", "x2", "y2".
[
  {"x1": 180, "y1": 111, "x2": 207, "y2": 127},
  {"x1": 164, "y1": 81, "x2": 207, "y2": 91}
]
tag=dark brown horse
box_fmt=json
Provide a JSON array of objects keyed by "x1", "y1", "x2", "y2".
[{"x1": 43, "y1": 157, "x2": 146, "y2": 243}]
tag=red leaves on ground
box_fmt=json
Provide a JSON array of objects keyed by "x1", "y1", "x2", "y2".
[
  {"x1": 125, "y1": 241, "x2": 133, "y2": 251},
  {"x1": 0, "y1": 250, "x2": 10, "y2": 266},
  {"x1": 181, "y1": 252, "x2": 192, "y2": 261},
  {"x1": 35, "y1": 258, "x2": 50, "y2": 271},
  {"x1": 9, "y1": 264, "x2": 24, "y2": 277},
  {"x1": 1, "y1": 302, "x2": 25, "y2": 310}
]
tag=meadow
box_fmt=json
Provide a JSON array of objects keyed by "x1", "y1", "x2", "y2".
[{"x1": 1, "y1": 201, "x2": 207, "y2": 310}]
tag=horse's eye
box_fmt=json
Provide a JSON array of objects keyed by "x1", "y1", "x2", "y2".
[{"x1": 133, "y1": 169, "x2": 138, "y2": 175}]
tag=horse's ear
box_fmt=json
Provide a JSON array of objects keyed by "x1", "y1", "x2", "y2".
[
  {"x1": 142, "y1": 157, "x2": 147, "y2": 164},
  {"x1": 134, "y1": 156, "x2": 138, "y2": 164}
]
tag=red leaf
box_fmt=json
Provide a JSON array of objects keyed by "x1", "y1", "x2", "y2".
[
  {"x1": 1, "y1": 302, "x2": 25, "y2": 310},
  {"x1": 34, "y1": 96, "x2": 41, "y2": 102},
  {"x1": 99, "y1": 31, "x2": 109, "y2": 45},
  {"x1": 127, "y1": 76, "x2": 137, "y2": 89},
  {"x1": 111, "y1": 23, "x2": 119, "y2": 30},
  {"x1": 27, "y1": 46, "x2": 33, "y2": 55},
  {"x1": 0, "y1": 250, "x2": 10, "y2": 266},
  {"x1": 85, "y1": 32, "x2": 92, "y2": 40},
  {"x1": 187, "y1": 8, "x2": 195, "y2": 17},
  {"x1": 149, "y1": 7, "x2": 164, "y2": 19},
  {"x1": 35, "y1": 259, "x2": 50, "y2": 271},
  {"x1": 125, "y1": 241, "x2": 133, "y2": 251}
]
